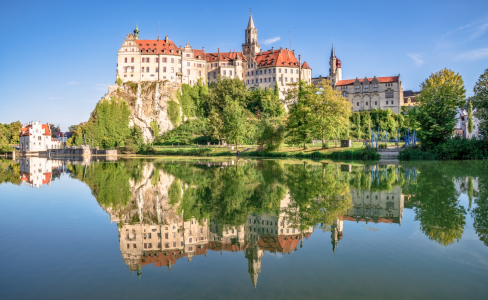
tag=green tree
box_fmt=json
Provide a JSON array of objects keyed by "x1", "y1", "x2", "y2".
[
  {"x1": 417, "y1": 69, "x2": 466, "y2": 150},
  {"x1": 473, "y1": 68, "x2": 488, "y2": 141},
  {"x1": 309, "y1": 81, "x2": 352, "y2": 149},
  {"x1": 206, "y1": 76, "x2": 248, "y2": 116},
  {"x1": 150, "y1": 120, "x2": 159, "y2": 139},
  {"x1": 468, "y1": 99, "x2": 474, "y2": 136},
  {"x1": 208, "y1": 110, "x2": 225, "y2": 143},
  {"x1": 222, "y1": 99, "x2": 247, "y2": 150},
  {"x1": 257, "y1": 117, "x2": 286, "y2": 151}
]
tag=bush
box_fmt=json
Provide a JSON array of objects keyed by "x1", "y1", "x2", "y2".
[{"x1": 399, "y1": 137, "x2": 488, "y2": 160}]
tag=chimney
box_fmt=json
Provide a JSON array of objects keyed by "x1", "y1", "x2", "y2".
[
  {"x1": 292, "y1": 50, "x2": 295, "y2": 55},
  {"x1": 165, "y1": 35, "x2": 168, "y2": 42},
  {"x1": 202, "y1": 46, "x2": 205, "y2": 52},
  {"x1": 272, "y1": 47, "x2": 274, "y2": 54}
]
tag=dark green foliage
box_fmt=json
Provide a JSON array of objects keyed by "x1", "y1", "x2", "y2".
[
  {"x1": 473, "y1": 68, "x2": 488, "y2": 141},
  {"x1": 246, "y1": 88, "x2": 285, "y2": 118},
  {"x1": 159, "y1": 118, "x2": 209, "y2": 145},
  {"x1": 206, "y1": 76, "x2": 248, "y2": 115},
  {"x1": 0, "y1": 121, "x2": 22, "y2": 145},
  {"x1": 68, "y1": 97, "x2": 131, "y2": 149},
  {"x1": 257, "y1": 118, "x2": 286, "y2": 151},
  {"x1": 399, "y1": 136, "x2": 488, "y2": 160}
]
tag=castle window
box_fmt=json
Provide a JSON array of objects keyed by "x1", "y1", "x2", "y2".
[
  {"x1": 264, "y1": 78, "x2": 267, "y2": 82},
  {"x1": 178, "y1": 68, "x2": 181, "y2": 72},
  {"x1": 171, "y1": 58, "x2": 174, "y2": 63},
  {"x1": 252, "y1": 79, "x2": 254, "y2": 84},
  {"x1": 386, "y1": 90, "x2": 394, "y2": 98},
  {"x1": 178, "y1": 59, "x2": 182, "y2": 64},
  {"x1": 156, "y1": 58, "x2": 159, "y2": 63},
  {"x1": 131, "y1": 57, "x2": 134, "y2": 63},
  {"x1": 364, "y1": 85, "x2": 369, "y2": 92},
  {"x1": 285, "y1": 77, "x2": 288, "y2": 82},
  {"x1": 186, "y1": 54, "x2": 190, "y2": 57},
  {"x1": 141, "y1": 48, "x2": 145, "y2": 53},
  {"x1": 153, "y1": 49, "x2": 156, "y2": 53},
  {"x1": 357, "y1": 102, "x2": 359, "y2": 106},
  {"x1": 213, "y1": 72, "x2": 216, "y2": 78},
  {"x1": 260, "y1": 79, "x2": 262, "y2": 83},
  {"x1": 273, "y1": 77, "x2": 275, "y2": 81},
  {"x1": 131, "y1": 67, "x2": 134, "y2": 73},
  {"x1": 373, "y1": 84, "x2": 378, "y2": 92},
  {"x1": 198, "y1": 71, "x2": 202, "y2": 76},
  {"x1": 366, "y1": 102, "x2": 368, "y2": 106},
  {"x1": 247, "y1": 80, "x2": 250, "y2": 84},
  {"x1": 247, "y1": 72, "x2": 249, "y2": 76},
  {"x1": 355, "y1": 86, "x2": 360, "y2": 93},
  {"x1": 251, "y1": 71, "x2": 254, "y2": 75},
  {"x1": 386, "y1": 101, "x2": 389, "y2": 105},
  {"x1": 260, "y1": 70, "x2": 263, "y2": 75},
  {"x1": 392, "y1": 101, "x2": 394, "y2": 104},
  {"x1": 285, "y1": 69, "x2": 288, "y2": 73},
  {"x1": 264, "y1": 70, "x2": 267, "y2": 74},
  {"x1": 187, "y1": 69, "x2": 190, "y2": 75},
  {"x1": 146, "y1": 67, "x2": 149, "y2": 72},
  {"x1": 291, "y1": 78, "x2": 294, "y2": 82},
  {"x1": 124, "y1": 58, "x2": 127, "y2": 63},
  {"x1": 141, "y1": 67, "x2": 144, "y2": 73},
  {"x1": 279, "y1": 69, "x2": 282, "y2": 73},
  {"x1": 230, "y1": 71, "x2": 232, "y2": 76},
  {"x1": 375, "y1": 101, "x2": 377, "y2": 105},
  {"x1": 187, "y1": 62, "x2": 190, "y2": 66},
  {"x1": 156, "y1": 67, "x2": 159, "y2": 72},
  {"x1": 171, "y1": 67, "x2": 174, "y2": 72},
  {"x1": 223, "y1": 70, "x2": 226, "y2": 75}
]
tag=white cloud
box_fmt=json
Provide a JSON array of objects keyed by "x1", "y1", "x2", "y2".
[
  {"x1": 68, "y1": 81, "x2": 80, "y2": 85},
  {"x1": 454, "y1": 47, "x2": 488, "y2": 61},
  {"x1": 263, "y1": 37, "x2": 280, "y2": 45},
  {"x1": 406, "y1": 53, "x2": 424, "y2": 66},
  {"x1": 470, "y1": 22, "x2": 488, "y2": 39}
]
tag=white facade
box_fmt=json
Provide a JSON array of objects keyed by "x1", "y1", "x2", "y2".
[
  {"x1": 455, "y1": 108, "x2": 481, "y2": 139},
  {"x1": 115, "y1": 14, "x2": 312, "y2": 101},
  {"x1": 19, "y1": 157, "x2": 63, "y2": 188},
  {"x1": 19, "y1": 121, "x2": 61, "y2": 152}
]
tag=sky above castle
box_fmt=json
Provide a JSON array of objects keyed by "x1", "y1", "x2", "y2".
[{"x1": 1, "y1": 0, "x2": 488, "y2": 129}]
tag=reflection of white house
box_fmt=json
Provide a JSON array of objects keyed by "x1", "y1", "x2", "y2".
[
  {"x1": 454, "y1": 108, "x2": 480, "y2": 139},
  {"x1": 19, "y1": 121, "x2": 61, "y2": 152},
  {"x1": 19, "y1": 157, "x2": 63, "y2": 188}
]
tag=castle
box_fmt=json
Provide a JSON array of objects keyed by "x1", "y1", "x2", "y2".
[{"x1": 116, "y1": 14, "x2": 312, "y2": 100}]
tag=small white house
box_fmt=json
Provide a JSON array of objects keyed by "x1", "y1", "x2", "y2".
[
  {"x1": 19, "y1": 121, "x2": 62, "y2": 152},
  {"x1": 454, "y1": 109, "x2": 480, "y2": 139}
]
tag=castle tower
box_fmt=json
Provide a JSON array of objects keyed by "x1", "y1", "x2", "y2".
[
  {"x1": 134, "y1": 24, "x2": 139, "y2": 40},
  {"x1": 331, "y1": 218, "x2": 343, "y2": 253},
  {"x1": 242, "y1": 13, "x2": 261, "y2": 57},
  {"x1": 245, "y1": 244, "x2": 263, "y2": 289},
  {"x1": 329, "y1": 45, "x2": 342, "y2": 86}
]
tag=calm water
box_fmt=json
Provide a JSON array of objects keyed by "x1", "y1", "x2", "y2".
[{"x1": 1, "y1": 157, "x2": 487, "y2": 299}]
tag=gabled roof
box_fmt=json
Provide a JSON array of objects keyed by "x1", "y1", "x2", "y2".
[
  {"x1": 137, "y1": 39, "x2": 180, "y2": 55},
  {"x1": 205, "y1": 52, "x2": 245, "y2": 62},
  {"x1": 255, "y1": 49, "x2": 300, "y2": 68},
  {"x1": 302, "y1": 61, "x2": 311, "y2": 69},
  {"x1": 19, "y1": 124, "x2": 51, "y2": 137},
  {"x1": 335, "y1": 76, "x2": 399, "y2": 86}
]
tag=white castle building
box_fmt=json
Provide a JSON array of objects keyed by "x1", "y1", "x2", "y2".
[
  {"x1": 19, "y1": 121, "x2": 61, "y2": 152},
  {"x1": 116, "y1": 14, "x2": 312, "y2": 100},
  {"x1": 312, "y1": 46, "x2": 404, "y2": 114}
]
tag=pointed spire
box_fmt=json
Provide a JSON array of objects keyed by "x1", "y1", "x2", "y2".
[
  {"x1": 248, "y1": 12, "x2": 255, "y2": 29},
  {"x1": 330, "y1": 44, "x2": 335, "y2": 58}
]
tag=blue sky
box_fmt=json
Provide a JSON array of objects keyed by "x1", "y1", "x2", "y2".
[{"x1": 1, "y1": 0, "x2": 487, "y2": 130}]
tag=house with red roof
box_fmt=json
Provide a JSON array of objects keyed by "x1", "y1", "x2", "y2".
[{"x1": 19, "y1": 121, "x2": 62, "y2": 152}]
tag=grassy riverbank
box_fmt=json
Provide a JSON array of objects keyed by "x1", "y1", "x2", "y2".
[{"x1": 145, "y1": 144, "x2": 381, "y2": 160}]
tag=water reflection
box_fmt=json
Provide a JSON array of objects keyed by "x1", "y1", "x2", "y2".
[{"x1": 2, "y1": 157, "x2": 487, "y2": 290}]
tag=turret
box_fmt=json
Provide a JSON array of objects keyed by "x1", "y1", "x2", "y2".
[{"x1": 134, "y1": 24, "x2": 139, "y2": 40}]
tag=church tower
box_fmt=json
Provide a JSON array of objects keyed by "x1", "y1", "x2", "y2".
[
  {"x1": 245, "y1": 244, "x2": 263, "y2": 289},
  {"x1": 133, "y1": 24, "x2": 139, "y2": 40},
  {"x1": 329, "y1": 45, "x2": 342, "y2": 86},
  {"x1": 242, "y1": 13, "x2": 261, "y2": 57}
]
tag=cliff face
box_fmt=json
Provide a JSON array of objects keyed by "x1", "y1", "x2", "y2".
[{"x1": 105, "y1": 81, "x2": 180, "y2": 142}]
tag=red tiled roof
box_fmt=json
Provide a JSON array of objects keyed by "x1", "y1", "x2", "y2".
[
  {"x1": 19, "y1": 124, "x2": 51, "y2": 137},
  {"x1": 302, "y1": 61, "x2": 311, "y2": 69},
  {"x1": 255, "y1": 49, "x2": 300, "y2": 68},
  {"x1": 205, "y1": 52, "x2": 245, "y2": 62},
  {"x1": 42, "y1": 173, "x2": 51, "y2": 185},
  {"x1": 257, "y1": 234, "x2": 302, "y2": 254},
  {"x1": 137, "y1": 39, "x2": 205, "y2": 59},
  {"x1": 336, "y1": 76, "x2": 399, "y2": 86}
]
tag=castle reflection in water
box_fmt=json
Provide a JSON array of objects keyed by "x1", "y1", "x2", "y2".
[{"x1": 101, "y1": 162, "x2": 404, "y2": 288}]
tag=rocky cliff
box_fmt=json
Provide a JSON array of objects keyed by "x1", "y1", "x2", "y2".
[{"x1": 103, "y1": 81, "x2": 181, "y2": 142}]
